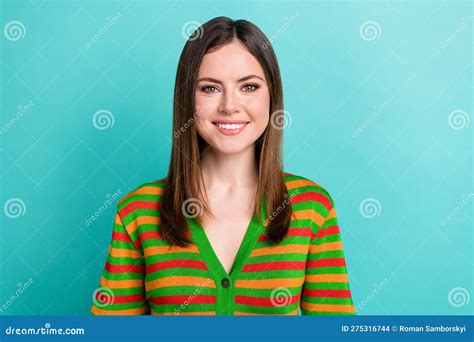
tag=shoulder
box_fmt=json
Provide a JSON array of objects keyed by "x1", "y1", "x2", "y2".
[
  {"x1": 283, "y1": 171, "x2": 335, "y2": 223},
  {"x1": 284, "y1": 172, "x2": 334, "y2": 206},
  {"x1": 116, "y1": 177, "x2": 167, "y2": 216}
]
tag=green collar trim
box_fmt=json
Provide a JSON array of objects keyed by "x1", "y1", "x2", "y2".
[{"x1": 187, "y1": 196, "x2": 267, "y2": 315}]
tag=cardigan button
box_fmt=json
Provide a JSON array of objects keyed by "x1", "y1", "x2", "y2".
[{"x1": 221, "y1": 277, "x2": 231, "y2": 288}]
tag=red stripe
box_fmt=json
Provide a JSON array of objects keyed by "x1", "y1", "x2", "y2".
[
  {"x1": 112, "y1": 230, "x2": 141, "y2": 253},
  {"x1": 105, "y1": 261, "x2": 144, "y2": 273},
  {"x1": 95, "y1": 291, "x2": 146, "y2": 304},
  {"x1": 242, "y1": 261, "x2": 305, "y2": 272},
  {"x1": 315, "y1": 225, "x2": 340, "y2": 238},
  {"x1": 148, "y1": 295, "x2": 216, "y2": 305},
  {"x1": 291, "y1": 192, "x2": 331, "y2": 210},
  {"x1": 111, "y1": 293, "x2": 146, "y2": 304},
  {"x1": 147, "y1": 259, "x2": 208, "y2": 273},
  {"x1": 119, "y1": 201, "x2": 159, "y2": 217},
  {"x1": 112, "y1": 232, "x2": 132, "y2": 243},
  {"x1": 139, "y1": 230, "x2": 163, "y2": 241},
  {"x1": 307, "y1": 258, "x2": 346, "y2": 268},
  {"x1": 235, "y1": 294, "x2": 300, "y2": 307},
  {"x1": 132, "y1": 240, "x2": 142, "y2": 251},
  {"x1": 303, "y1": 289, "x2": 352, "y2": 298}
]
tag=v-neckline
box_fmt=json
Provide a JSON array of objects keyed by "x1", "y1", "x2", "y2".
[{"x1": 187, "y1": 196, "x2": 267, "y2": 282}]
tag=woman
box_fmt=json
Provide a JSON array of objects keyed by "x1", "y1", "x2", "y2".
[{"x1": 91, "y1": 16, "x2": 356, "y2": 316}]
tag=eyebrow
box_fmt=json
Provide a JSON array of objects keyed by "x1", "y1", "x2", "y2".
[{"x1": 196, "y1": 74, "x2": 265, "y2": 84}]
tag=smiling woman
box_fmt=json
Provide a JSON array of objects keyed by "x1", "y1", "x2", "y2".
[{"x1": 91, "y1": 16, "x2": 356, "y2": 316}]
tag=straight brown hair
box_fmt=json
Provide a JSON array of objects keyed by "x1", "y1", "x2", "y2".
[{"x1": 160, "y1": 16, "x2": 291, "y2": 246}]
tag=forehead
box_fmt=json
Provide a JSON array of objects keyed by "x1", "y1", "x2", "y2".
[{"x1": 198, "y1": 40, "x2": 265, "y2": 79}]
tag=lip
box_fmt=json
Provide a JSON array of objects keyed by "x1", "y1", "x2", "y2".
[
  {"x1": 212, "y1": 121, "x2": 250, "y2": 136},
  {"x1": 212, "y1": 120, "x2": 250, "y2": 124}
]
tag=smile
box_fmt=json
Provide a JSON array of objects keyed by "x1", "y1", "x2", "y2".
[{"x1": 212, "y1": 121, "x2": 250, "y2": 136}]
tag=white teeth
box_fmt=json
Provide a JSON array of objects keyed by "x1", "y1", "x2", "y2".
[{"x1": 216, "y1": 123, "x2": 246, "y2": 130}]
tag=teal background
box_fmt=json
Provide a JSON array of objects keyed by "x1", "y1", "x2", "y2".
[{"x1": 0, "y1": 0, "x2": 472, "y2": 315}]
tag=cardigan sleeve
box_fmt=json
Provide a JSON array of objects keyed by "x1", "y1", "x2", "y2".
[
  {"x1": 90, "y1": 210, "x2": 150, "y2": 315},
  {"x1": 300, "y1": 193, "x2": 356, "y2": 315}
]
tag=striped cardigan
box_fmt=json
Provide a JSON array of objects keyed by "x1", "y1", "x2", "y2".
[{"x1": 90, "y1": 173, "x2": 356, "y2": 315}]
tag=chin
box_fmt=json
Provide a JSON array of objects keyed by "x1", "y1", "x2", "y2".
[{"x1": 210, "y1": 141, "x2": 253, "y2": 155}]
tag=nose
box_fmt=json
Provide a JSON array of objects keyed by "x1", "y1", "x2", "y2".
[{"x1": 218, "y1": 89, "x2": 239, "y2": 114}]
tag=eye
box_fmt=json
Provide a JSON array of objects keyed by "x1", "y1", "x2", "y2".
[
  {"x1": 199, "y1": 85, "x2": 220, "y2": 94},
  {"x1": 242, "y1": 83, "x2": 259, "y2": 92}
]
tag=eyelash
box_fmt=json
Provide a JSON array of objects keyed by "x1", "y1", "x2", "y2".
[{"x1": 199, "y1": 83, "x2": 260, "y2": 93}]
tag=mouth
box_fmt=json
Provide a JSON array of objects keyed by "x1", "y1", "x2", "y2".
[{"x1": 212, "y1": 121, "x2": 250, "y2": 136}]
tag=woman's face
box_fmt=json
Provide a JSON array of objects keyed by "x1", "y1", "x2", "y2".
[{"x1": 194, "y1": 40, "x2": 270, "y2": 155}]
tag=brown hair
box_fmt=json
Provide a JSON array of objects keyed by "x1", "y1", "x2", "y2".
[{"x1": 160, "y1": 16, "x2": 291, "y2": 246}]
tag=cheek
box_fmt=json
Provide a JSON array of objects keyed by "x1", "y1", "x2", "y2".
[
  {"x1": 195, "y1": 114, "x2": 211, "y2": 139},
  {"x1": 254, "y1": 113, "x2": 269, "y2": 134},
  {"x1": 246, "y1": 98, "x2": 270, "y2": 130},
  {"x1": 194, "y1": 94, "x2": 214, "y2": 129},
  {"x1": 195, "y1": 92, "x2": 220, "y2": 112}
]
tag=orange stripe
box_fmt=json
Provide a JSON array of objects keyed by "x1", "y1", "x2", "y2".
[
  {"x1": 310, "y1": 241, "x2": 343, "y2": 254},
  {"x1": 327, "y1": 208, "x2": 337, "y2": 220},
  {"x1": 302, "y1": 303, "x2": 355, "y2": 313},
  {"x1": 293, "y1": 209, "x2": 325, "y2": 227},
  {"x1": 91, "y1": 305, "x2": 148, "y2": 315},
  {"x1": 288, "y1": 308, "x2": 299, "y2": 315},
  {"x1": 292, "y1": 209, "x2": 325, "y2": 226},
  {"x1": 292, "y1": 208, "x2": 312, "y2": 220},
  {"x1": 155, "y1": 311, "x2": 216, "y2": 316},
  {"x1": 233, "y1": 311, "x2": 257, "y2": 316},
  {"x1": 118, "y1": 186, "x2": 163, "y2": 205},
  {"x1": 305, "y1": 274, "x2": 349, "y2": 283},
  {"x1": 250, "y1": 244, "x2": 307, "y2": 257},
  {"x1": 286, "y1": 179, "x2": 322, "y2": 190},
  {"x1": 125, "y1": 216, "x2": 160, "y2": 235},
  {"x1": 147, "y1": 276, "x2": 216, "y2": 289},
  {"x1": 100, "y1": 276, "x2": 143, "y2": 289},
  {"x1": 234, "y1": 308, "x2": 299, "y2": 315},
  {"x1": 235, "y1": 277, "x2": 303, "y2": 289},
  {"x1": 109, "y1": 247, "x2": 141, "y2": 258},
  {"x1": 144, "y1": 245, "x2": 199, "y2": 255}
]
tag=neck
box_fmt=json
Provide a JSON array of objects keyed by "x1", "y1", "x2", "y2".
[{"x1": 200, "y1": 145, "x2": 258, "y2": 192}]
